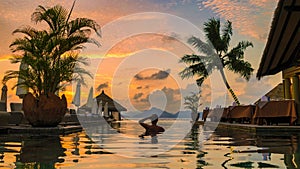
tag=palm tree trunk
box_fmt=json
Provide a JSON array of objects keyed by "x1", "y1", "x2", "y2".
[{"x1": 219, "y1": 68, "x2": 240, "y2": 105}]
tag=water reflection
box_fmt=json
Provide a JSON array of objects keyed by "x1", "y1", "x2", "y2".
[
  {"x1": 185, "y1": 124, "x2": 209, "y2": 169},
  {"x1": 15, "y1": 136, "x2": 65, "y2": 169},
  {"x1": 0, "y1": 120, "x2": 300, "y2": 168},
  {"x1": 191, "y1": 123, "x2": 300, "y2": 169}
]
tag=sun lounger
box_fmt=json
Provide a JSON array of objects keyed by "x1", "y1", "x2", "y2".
[
  {"x1": 228, "y1": 105, "x2": 256, "y2": 123},
  {"x1": 253, "y1": 100, "x2": 297, "y2": 125},
  {"x1": 8, "y1": 103, "x2": 26, "y2": 125},
  {"x1": 0, "y1": 101, "x2": 6, "y2": 111},
  {"x1": 0, "y1": 101, "x2": 10, "y2": 126}
]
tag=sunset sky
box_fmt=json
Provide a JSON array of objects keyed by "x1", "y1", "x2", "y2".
[{"x1": 0, "y1": 0, "x2": 281, "y2": 113}]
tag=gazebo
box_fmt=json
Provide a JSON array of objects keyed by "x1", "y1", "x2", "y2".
[{"x1": 95, "y1": 90, "x2": 127, "y2": 121}]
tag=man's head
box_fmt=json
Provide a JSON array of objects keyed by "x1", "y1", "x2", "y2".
[{"x1": 151, "y1": 114, "x2": 158, "y2": 125}]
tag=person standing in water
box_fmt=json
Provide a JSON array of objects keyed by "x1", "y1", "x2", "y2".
[{"x1": 139, "y1": 114, "x2": 165, "y2": 138}]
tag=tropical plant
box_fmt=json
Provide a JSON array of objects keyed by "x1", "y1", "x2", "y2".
[
  {"x1": 184, "y1": 92, "x2": 201, "y2": 121},
  {"x1": 2, "y1": 2, "x2": 101, "y2": 127},
  {"x1": 2, "y1": 2, "x2": 101, "y2": 97},
  {"x1": 179, "y1": 18, "x2": 253, "y2": 105},
  {"x1": 184, "y1": 92, "x2": 201, "y2": 113}
]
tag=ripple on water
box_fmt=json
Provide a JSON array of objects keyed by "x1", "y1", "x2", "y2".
[{"x1": 0, "y1": 120, "x2": 298, "y2": 168}]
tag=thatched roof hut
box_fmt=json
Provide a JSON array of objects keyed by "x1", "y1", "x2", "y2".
[
  {"x1": 95, "y1": 90, "x2": 127, "y2": 112},
  {"x1": 79, "y1": 90, "x2": 126, "y2": 121}
]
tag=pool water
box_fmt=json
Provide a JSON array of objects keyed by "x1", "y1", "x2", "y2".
[{"x1": 0, "y1": 119, "x2": 299, "y2": 169}]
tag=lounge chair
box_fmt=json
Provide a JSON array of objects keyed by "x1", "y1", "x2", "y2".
[
  {"x1": 0, "y1": 101, "x2": 10, "y2": 126},
  {"x1": 61, "y1": 109, "x2": 79, "y2": 125},
  {"x1": 9, "y1": 103, "x2": 25, "y2": 126}
]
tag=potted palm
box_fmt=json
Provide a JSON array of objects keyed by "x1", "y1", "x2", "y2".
[{"x1": 2, "y1": 2, "x2": 101, "y2": 127}]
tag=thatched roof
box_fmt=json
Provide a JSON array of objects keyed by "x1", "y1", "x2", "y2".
[
  {"x1": 95, "y1": 90, "x2": 127, "y2": 112},
  {"x1": 254, "y1": 83, "x2": 284, "y2": 104},
  {"x1": 257, "y1": 0, "x2": 300, "y2": 79},
  {"x1": 80, "y1": 90, "x2": 127, "y2": 112}
]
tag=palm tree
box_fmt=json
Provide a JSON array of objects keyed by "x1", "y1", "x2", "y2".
[
  {"x1": 2, "y1": 2, "x2": 101, "y2": 126},
  {"x1": 3, "y1": 2, "x2": 101, "y2": 96},
  {"x1": 179, "y1": 18, "x2": 253, "y2": 105}
]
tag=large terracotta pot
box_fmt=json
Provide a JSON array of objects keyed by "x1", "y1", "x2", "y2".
[{"x1": 22, "y1": 93, "x2": 67, "y2": 127}]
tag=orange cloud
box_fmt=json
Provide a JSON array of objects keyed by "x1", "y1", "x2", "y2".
[
  {"x1": 106, "y1": 33, "x2": 192, "y2": 58},
  {"x1": 128, "y1": 68, "x2": 181, "y2": 112}
]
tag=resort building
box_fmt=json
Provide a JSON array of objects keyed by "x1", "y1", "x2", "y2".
[
  {"x1": 254, "y1": 83, "x2": 284, "y2": 104},
  {"x1": 95, "y1": 90, "x2": 127, "y2": 121},
  {"x1": 257, "y1": 0, "x2": 300, "y2": 123},
  {"x1": 79, "y1": 90, "x2": 127, "y2": 121}
]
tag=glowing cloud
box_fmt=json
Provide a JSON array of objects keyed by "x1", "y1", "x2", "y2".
[{"x1": 198, "y1": 0, "x2": 277, "y2": 41}]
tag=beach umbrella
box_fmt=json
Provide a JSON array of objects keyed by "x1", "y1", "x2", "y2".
[
  {"x1": 16, "y1": 61, "x2": 29, "y2": 99},
  {"x1": 104, "y1": 102, "x2": 109, "y2": 117},
  {"x1": 1, "y1": 84, "x2": 7, "y2": 111},
  {"x1": 72, "y1": 82, "x2": 81, "y2": 107},
  {"x1": 97, "y1": 100, "x2": 102, "y2": 115},
  {"x1": 91, "y1": 98, "x2": 98, "y2": 114},
  {"x1": 86, "y1": 87, "x2": 94, "y2": 108}
]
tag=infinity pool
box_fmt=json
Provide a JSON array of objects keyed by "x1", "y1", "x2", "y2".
[{"x1": 0, "y1": 120, "x2": 299, "y2": 169}]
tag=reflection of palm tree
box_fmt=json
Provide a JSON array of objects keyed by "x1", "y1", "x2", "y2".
[
  {"x1": 179, "y1": 18, "x2": 253, "y2": 105},
  {"x1": 184, "y1": 124, "x2": 209, "y2": 168}
]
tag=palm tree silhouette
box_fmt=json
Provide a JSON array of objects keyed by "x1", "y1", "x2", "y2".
[
  {"x1": 3, "y1": 1, "x2": 101, "y2": 96},
  {"x1": 179, "y1": 18, "x2": 253, "y2": 105}
]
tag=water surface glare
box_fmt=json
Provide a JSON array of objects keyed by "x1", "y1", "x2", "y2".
[{"x1": 0, "y1": 120, "x2": 299, "y2": 168}]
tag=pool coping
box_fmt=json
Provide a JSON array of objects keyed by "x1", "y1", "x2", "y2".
[
  {"x1": 196, "y1": 121, "x2": 300, "y2": 133},
  {"x1": 0, "y1": 124, "x2": 83, "y2": 135}
]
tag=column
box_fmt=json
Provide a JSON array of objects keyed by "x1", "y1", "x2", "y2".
[
  {"x1": 284, "y1": 78, "x2": 292, "y2": 99},
  {"x1": 292, "y1": 75, "x2": 300, "y2": 124}
]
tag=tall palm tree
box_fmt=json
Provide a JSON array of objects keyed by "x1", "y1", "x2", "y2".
[
  {"x1": 179, "y1": 18, "x2": 253, "y2": 105},
  {"x1": 3, "y1": 2, "x2": 101, "y2": 97}
]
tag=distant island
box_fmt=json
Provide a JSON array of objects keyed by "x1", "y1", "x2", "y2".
[{"x1": 121, "y1": 107, "x2": 202, "y2": 119}]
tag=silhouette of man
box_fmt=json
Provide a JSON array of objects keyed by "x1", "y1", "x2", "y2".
[{"x1": 139, "y1": 114, "x2": 165, "y2": 138}]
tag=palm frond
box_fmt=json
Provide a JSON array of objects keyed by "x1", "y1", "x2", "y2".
[
  {"x1": 179, "y1": 62, "x2": 208, "y2": 78},
  {"x1": 179, "y1": 54, "x2": 206, "y2": 64},
  {"x1": 12, "y1": 26, "x2": 38, "y2": 38},
  {"x1": 34, "y1": 5, "x2": 68, "y2": 32},
  {"x1": 225, "y1": 41, "x2": 253, "y2": 61},
  {"x1": 187, "y1": 36, "x2": 214, "y2": 55},
  {"x1": 227, "y1": 59, "x2": 254, "y2": 81},
  {"x1": 68, "y1": 18, "x2": 101, "y2": 37},
  {"x1": 221, "y1": 20, "x2": 232, "y2": 53},
  {"x1": 203, "y1": 18, "x2": 222, "y2": 52}
]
